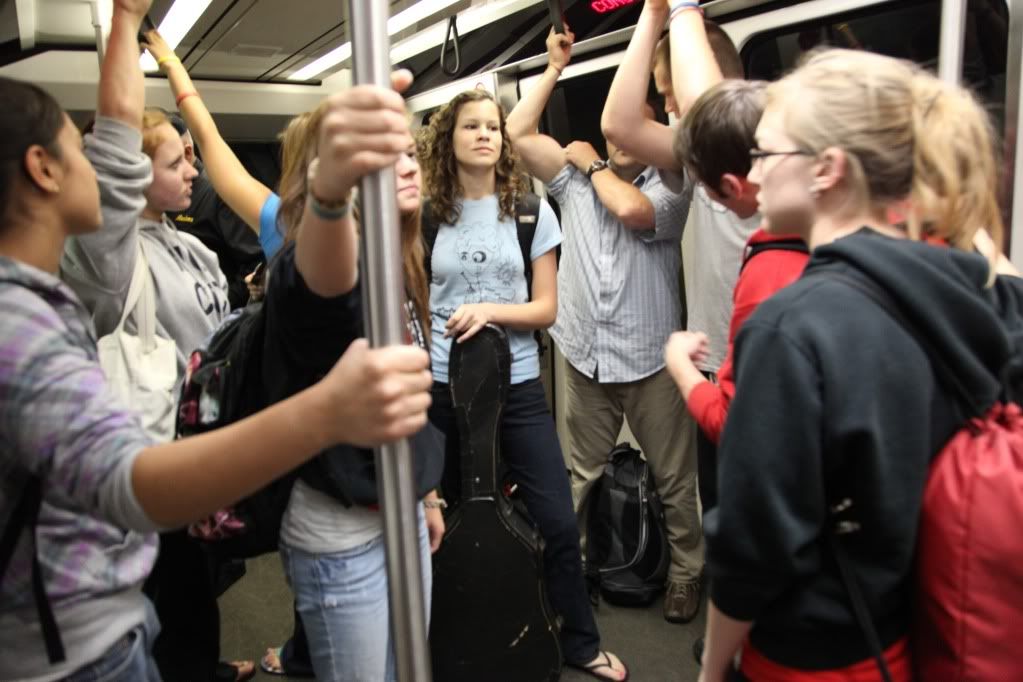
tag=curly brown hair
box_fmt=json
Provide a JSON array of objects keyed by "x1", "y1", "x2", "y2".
[{"x1": 418, "y1": 90, "x2": 528, "y2": 225}]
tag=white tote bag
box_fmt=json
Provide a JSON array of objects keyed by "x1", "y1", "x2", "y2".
[{"x1": 97, "y1": 242, "x2": 178, "y2": 442}]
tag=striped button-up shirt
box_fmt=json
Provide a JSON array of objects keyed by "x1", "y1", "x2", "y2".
[{"x1": 548, "y1": 164, "x2": 693, "y2": 383}]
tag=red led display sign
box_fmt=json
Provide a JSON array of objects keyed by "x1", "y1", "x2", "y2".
[{"x1": 590, "y1": 0, "x2": 640, "y2": 13}]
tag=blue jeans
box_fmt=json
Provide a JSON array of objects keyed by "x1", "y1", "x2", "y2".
[
  {"x1": 64, "y1": 598, "x2": 161, "y2": 682},
  {"x1": 280, "y1": 510, "x2": 432, "y2": 682}
]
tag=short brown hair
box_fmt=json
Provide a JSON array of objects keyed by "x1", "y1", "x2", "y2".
[
  {"x1": 674, "y1": 80, "x2": 765, "y2": 192},
  {"x1": 654, "y1": 20, "x2": 744, "y2": 82}
]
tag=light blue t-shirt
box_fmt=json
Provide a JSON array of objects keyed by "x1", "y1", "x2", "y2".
[
  {"x1": 260, "y1": 192, "x2": 283, "y2": 259},
  {"x1": 429, "y1": 195, "x2": 562, "y2": 384}
]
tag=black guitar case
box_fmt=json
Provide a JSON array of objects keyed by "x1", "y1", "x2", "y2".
[{"x1": 430, "y1": 325, "x2": 562, "y2": 681}]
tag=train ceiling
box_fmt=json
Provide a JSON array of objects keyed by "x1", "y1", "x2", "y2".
[{"x1": 2, "y1": 0, "x2": 655, "y2": 93}]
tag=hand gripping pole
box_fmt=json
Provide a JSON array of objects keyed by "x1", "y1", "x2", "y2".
[{"x1": 347, "y1": 1, "x2": 433, "y2": 680}]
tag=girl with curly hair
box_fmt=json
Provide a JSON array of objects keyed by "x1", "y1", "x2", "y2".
[{"x1": 419, "y1": 90, "x2": 628, "y2": 681}]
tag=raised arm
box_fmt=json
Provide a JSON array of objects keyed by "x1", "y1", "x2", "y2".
[
  {"x1": 296, "y1": 72, "x2": 415, "y2": 297},
  {"x1": 61, "y1": 0, "x2": 152, "y2": 325},
  {"x1": 669, "y1": 5, "x2": 724, "y2": 115},
  {"x1": 144, "y1": 29, "x2": 271, "y2": 233},
  {"x1": 601, "y1": 0, "x2": 678, "y2": 170},
  {"x1": 100, "y1": 0, "x2": 147, "y2": 127},
  {"x1": 506, "y1": 28, "x2": 573, "y2": 183}
]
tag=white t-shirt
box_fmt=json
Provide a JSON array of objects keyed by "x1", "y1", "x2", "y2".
[
  {"x1": 684, "y1": 186, "x2": 761, "y2": 373},
  {"x1": 280, "y1": 480, "x2": 381, "y2": 554},
  {"x1": 428, "y1": 195, "x2": 562, "y2": 384}
]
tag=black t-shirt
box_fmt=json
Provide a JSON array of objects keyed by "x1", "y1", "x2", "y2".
[{"x1": 168, "y1": 163, "x2": 264, "y2": 309}]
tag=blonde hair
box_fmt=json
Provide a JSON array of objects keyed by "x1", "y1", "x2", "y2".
[
  {"x1": 141, "y1": 109, "x2": 174, "y2": 159},
  {"x1": 276, "y1": 105, "x2": 328, "y2": 243},
  {"x1": 277, "y1": 104, "x2": 432, "y2": 340},
  {"x1": 767, "y1": 49, "x2": 1003, "y2": 277},
  {"x1": 417, "y1": 90, "x2": 528, "y2": 226}
]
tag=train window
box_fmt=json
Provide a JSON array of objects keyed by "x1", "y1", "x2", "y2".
[{"x1": 742, "y1": 0, "x2": 1009, "y2": 134}]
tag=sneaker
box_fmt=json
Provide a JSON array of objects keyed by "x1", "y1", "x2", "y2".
[{"x1": 663, "y1": 579, "x2": 701, "y2": 623}]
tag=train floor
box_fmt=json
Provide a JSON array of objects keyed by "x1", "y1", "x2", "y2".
[{"x1": 219, "y1": 553, "x2": 707, "y2": 681}]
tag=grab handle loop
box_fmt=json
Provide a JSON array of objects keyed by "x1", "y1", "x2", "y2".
[{"x1": 440, "y1": 15, "x2": 461, "y2": 76}]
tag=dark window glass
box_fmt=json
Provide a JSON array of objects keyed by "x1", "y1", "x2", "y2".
[{"x1": 742, "y1": 0, "x2": 1009, "y2": 134}]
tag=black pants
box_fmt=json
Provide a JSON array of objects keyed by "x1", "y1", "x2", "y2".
[
  {"x1": 696, "y1": 428, "x2": 718, "y2": 513},
  {"x1": 696, "y1": 370, "x2": 718, "y2": 514},
  {"x1": 143, "y1": 531, "x2": 233, "y2": 682},
  {"x1": 429, "y1": 378, "x2": 601, "y2": 665}
]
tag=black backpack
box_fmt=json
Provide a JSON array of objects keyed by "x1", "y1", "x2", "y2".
[
  {"x1": 180, "y1": 303, "x2": 296, "y2": 560},
  {"x1": 421, "y1": 194, "x2": 545, "y2": 354},
  {"x1": 584, "y1": 443, "x2": 670, "y2": 606}
]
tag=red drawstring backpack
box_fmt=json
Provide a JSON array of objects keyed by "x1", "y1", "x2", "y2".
[
  {"x1": 828, "y1": 272, "x2": 1023, "y2": 682},
  {"x1": 913, "y1": 402, "x2": 1023, "y2": 680}
]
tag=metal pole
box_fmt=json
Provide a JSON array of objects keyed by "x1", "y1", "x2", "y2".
[
  {"x1": 938, "y1": 0, "x2": 968, "y2": 85},
  {"x1": 347, "y1": 2, "x2": 433, "y2": 681}
]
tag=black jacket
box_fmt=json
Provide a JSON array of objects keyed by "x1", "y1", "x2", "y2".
[
  {"x1": 262, "y1": 243, "x2": 444, "y2": 507},
  {"x1": 707, "y1": 229, "x2": 1023, "y2": 668}
]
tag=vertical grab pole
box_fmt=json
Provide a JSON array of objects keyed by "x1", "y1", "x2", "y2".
[
  {"x1": 347, "y1": 2, "x2": 433, "y2": 681},
  {"x1": 938, "y1": 0, "x2": 967, "y2": 85}
]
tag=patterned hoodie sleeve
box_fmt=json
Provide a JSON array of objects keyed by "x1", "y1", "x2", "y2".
[{"x1": 0, "y1": 285, "x2": 157, "y2": 532}]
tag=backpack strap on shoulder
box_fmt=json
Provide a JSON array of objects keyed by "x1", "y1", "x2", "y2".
[
  {"x1": 514, "y1": 193, "x2": 543, "y2": 355},
  {"x1": 421, "y1": 199, "x2": 440, "y2": 288},
  {"x1": 514, "y1": 193, "x2": 542, "y2": 298},
  {"x1": 0, "y1": 477, "x2": 66, "y2": 663},
  {"x1": 740, "y1": 238, "x2": 809, "y2": 274}
]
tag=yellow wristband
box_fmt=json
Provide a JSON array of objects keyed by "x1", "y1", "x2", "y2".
[{"x1": 157, "y1": 55, "x2": 181, "y2": 67}]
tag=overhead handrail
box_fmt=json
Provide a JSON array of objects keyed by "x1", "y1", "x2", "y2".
[
  {"x1": 347, "y1": 1, "x2": 433, "y2": 681},
  {"x1": 440, "y1": 15, "x2": 461, "y2": 76}
]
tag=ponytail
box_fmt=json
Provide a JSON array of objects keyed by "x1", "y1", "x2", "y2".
[
  {"x1": 769, "y1": 49, "x2": 1004, "y2": 283},
  {"x1": 907, "y1": 73, "x2": 1003, "y2": 281}
]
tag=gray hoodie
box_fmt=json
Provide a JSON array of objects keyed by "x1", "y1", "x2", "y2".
[{"x1": 62, "y1": 116, "x2": 230, "y2": 387}]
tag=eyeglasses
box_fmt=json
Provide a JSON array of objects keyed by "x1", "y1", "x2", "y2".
[{"x1": 749, "y1": 148, "x2": 814, "y2": 164}]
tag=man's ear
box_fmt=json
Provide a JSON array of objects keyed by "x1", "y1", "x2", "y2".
[
  {"x1": 23, "y1": 145, "x2": 62, "y2": 195},
  {"x1": 719, "y1": 173, "x2": 744, "y2": 200}
]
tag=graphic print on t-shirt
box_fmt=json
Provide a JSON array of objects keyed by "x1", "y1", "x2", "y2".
[{"x1": 444, "y1": 219, "x2": 522, "y2": 315}]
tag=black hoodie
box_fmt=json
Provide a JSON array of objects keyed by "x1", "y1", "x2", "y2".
[{"x1": 705, "y1": 228, "x2": 1023, "y2": 669}]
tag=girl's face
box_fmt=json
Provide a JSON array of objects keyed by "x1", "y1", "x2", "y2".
[
  {"x1": 452, "y1": 99, "x2": 503, "y2": 172},
  {"x1": 748, "y1": 105, "x2": 817, "y2": 236},
  {"x1": 55, "y1": 116, "x2": 102, "y2": 235},
  {"x1": 143, "y1": 122, "x2": 198, "y2": 214},
  {"x1": 395, "y1": 145, "x2": 422, "y2": 215}
]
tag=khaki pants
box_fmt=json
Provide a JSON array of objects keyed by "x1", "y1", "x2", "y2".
[{"x1": 566, "y1": 363, "x2": 703, "y2": 583}]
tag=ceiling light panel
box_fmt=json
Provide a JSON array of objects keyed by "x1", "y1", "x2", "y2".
[
  {"x1": 140, "y1": 0, "x2": 214, "y2": 71},
  {"x1": 288, "y1": 0, "x2": 461, "y2": 81}
]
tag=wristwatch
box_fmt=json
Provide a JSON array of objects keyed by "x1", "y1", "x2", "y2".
[{"x1": 586, "y1": 159, "x2": 609, "y2": 179}]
